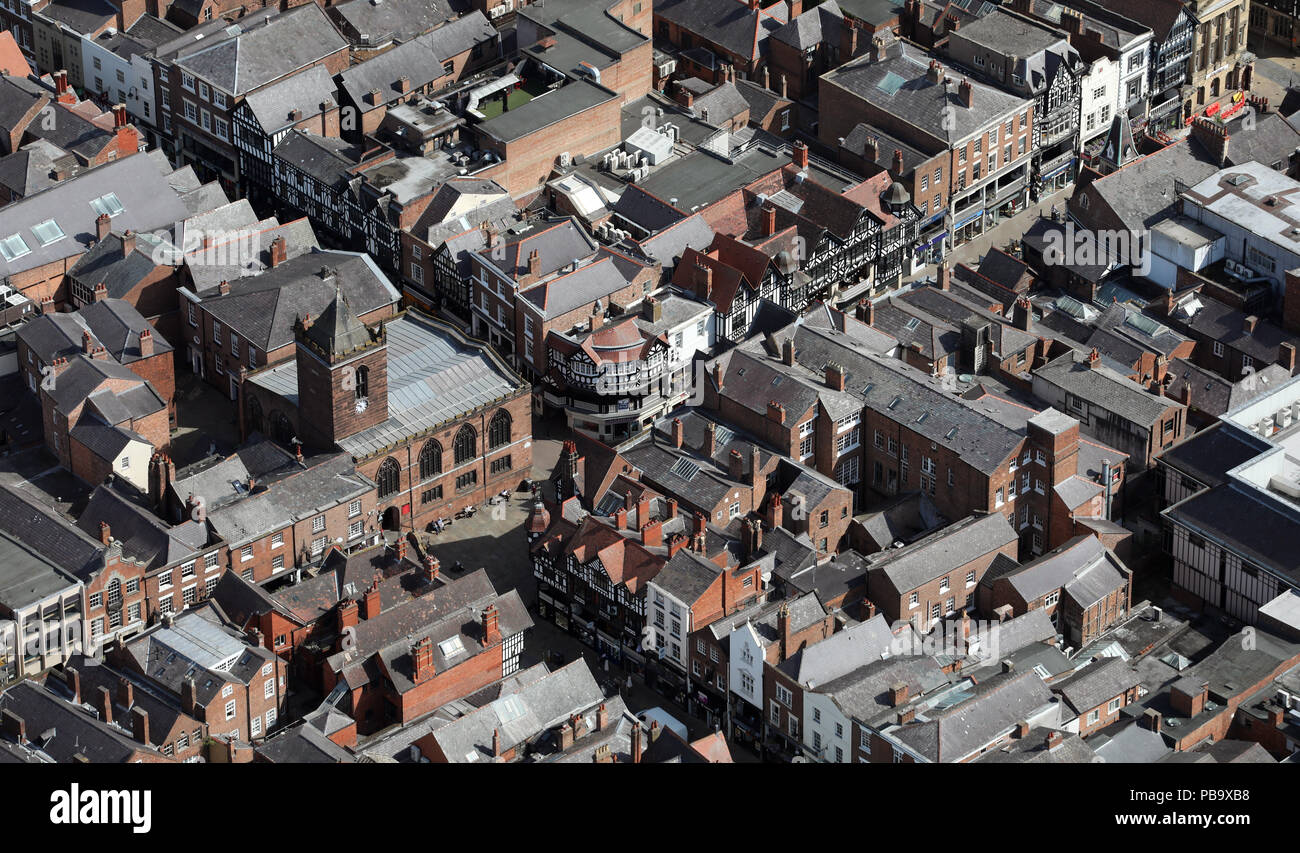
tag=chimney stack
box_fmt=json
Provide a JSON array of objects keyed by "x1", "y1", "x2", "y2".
[
  {"x1": 891, "y1": 148, "x2": 904, "y2": 177},
  {"x1": 96, "y1": 213, "x2": 111, "y2": 242},
  {"x1": 825, "y1": 362, "x2": 845, "y2": 391},
  {"x1": 121, "y1": 230, "x2": 136, "y2": 258},
  {"x1": 65, "y1": 667, "x2": 82, "y2": 705},
  {"x1": 782, "y1": 336, "x2": 795, "y2": 365},
  {"x1": 527, "y1": 249, "x2": 541, "y2": 280},
  {"x1": 99, "y1": 521, "x2": 112, "y2": 545},
  {"x1": 482, "y1": 604, "x2": 501, "y2": 646},
  {"x1": 1279, "y1": 342, "x2": 1297, "y2": 374},
  {"x1": 792, "y1": 141, "x2": 809, "y2": 170},
  {"x1": 1087, "y1": 348, "x2": 1102, "y2": 369},
  {"x1": 131, "y1": 707, "x2": 150, "y2": 745},
  {"x1": 361, "y1": 579, "x2": 381, "y2": 620},
  {"x1": 138, "y1": 329, "x2": 154, "y2": 358},
  {"x1": 671, "y1": 418, "x2": 684, "y2": 448},
  {"x1": 1013, "y1": 296, "x2": 1032, "y2": 330},
  {"x1": 763, "y1": 204, "x2": 777, "y2": 237},
  {"x1": 729, "y1": 449, "x2": 744, "y2": 481},
  {"x1": 269, "y1": 236, "x2": 288, "y2": 267},
  {"x1": 959, "y1": 78, "x2": 973, "y2": 108},
  {"x1": 98, "y1": 686, "x2": 113, "y2": 725},
  {"x1": 117, "y1": 678, "x2": 134, "y2": 711}
]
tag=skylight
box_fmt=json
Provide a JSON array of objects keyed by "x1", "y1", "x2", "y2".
[
  {"x1": 888, "y1": 396, "x2": 902, "y2": 409},
  {"x1": 89, "y1": 192, "x2": 125, "y2": 217},
  {"x1": 0, "y1": 234, "x2": 31, "y2": 262},
  {"x1": 31, "y1": 219, "x2": 65, "y2": 246},
  {"x1": 670, "y1": 458, "x2": 700, "y2": 481},
  {"x1": 438, "y1": 636, "x2": 466, "y2": 659},
  {"x1": 905, "y1": 317, "x2": 921, "y2": 330}
]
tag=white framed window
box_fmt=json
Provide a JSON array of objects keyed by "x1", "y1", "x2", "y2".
[
  {"x1": 776, "y1": 684, "x2": 793, "y2": 706},
  {"x1": 312, "y1": 515, "x2": 326, "y2": 533},
  {"x1": 264, "y1": 678, "x2": 275, "y2": 699},
  {"x1": 250, "y1": 715, "x2": 262, "y2": 737},
  {"x1": 272, "y1": 532, "x2": 283, "y2": 549},
  {"x1": 225, "y1": 699, "x2": 236, "y2": 720},
  {"x1": 222, "y1": 684, "x2": 233, "y2": 698},
  {"x1": 909, "y1": 591, "x2": 919, "y2": 609},
  {"x1": 240, "y1": 546, "x2": 253, "y2": 562}
]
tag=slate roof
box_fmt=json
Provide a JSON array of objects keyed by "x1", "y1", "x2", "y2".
[
  {"x1": 1091, "y1": 720, "x2": 1173, "y2": 762},
  {"x1": 655, "y1": 0, "x2": 790, "y2": 62},
  {"x1": 172, "y1": 5, "x2": 348, "y2": 96},
  {"x1": 339, "y1": 13, "x2": 496, "y2": 113},
  {"x1": 1166, "y1": 359, "x2": 1291, "y2": 419},
  {"x1": 1053, "y1": 656, "x2": 1140, "y2": 714},
  {"x1": 772, "y1": 0, "x2": 843, "y2": 49},
  {"x1": 0, "y1": 528, "x2": 80, "y2": 610},
  {"x1": 18, "y1": 299, "x2": 172, "y2": 366},
  {"x1": 1033, "y1": 351, "x2": 1178, "y2": 426},
  {"x1": 867, "y1": 512, "x2": 1017, "y2": 593},
  {"x1": 328, "y1": 0, "x2": 467, "y2": 45},
  {"x1": 823, "y1": 41, "x2": 1029, "y2": 143},
  {"x1": 0, "y1": 153, "x2": 190, "y2": 279},
  {"x1": 820, "y1": 655, "x2": 951, "y2": 724},
  {"x1": 1170, "y1": 293, "x2": 1298, "y2": 364},
  {"x1": 424, "y1": 659, "x2": 606, "y2": 760},
  {"x1": 974, "y1": 725, "x2": 1097, "y2": 762},
  {"x1": 75, "y1": 485, "x2": 208, "y2": 571},
  {"x1": 194, "y1": 250, "x2": 399, "y2": 352},
  {"x1": 1081, "y1": 139, "x2": 1216, "y2": 232},
  {"x1": 0, "y1": 485, "x2": 104, "y2": 581},
  {"x1": 241, "y1": 65, "x2": 339, "y2": 135},
  {"x1": 256, "y1": 721, "x2": 355, "y2": 762},
  {"x1": 998, "y1": 534, "x2": 1128, "y2": 607},
  {"x1": 0, "y1": 681, "x2": 160, "y2": 763},
  {"x1": 776, "y1": 614, "x2": 905, "y2": 688},
  {"x1": 892, "y1": 669, "x2": 1056, "y2": 762}
]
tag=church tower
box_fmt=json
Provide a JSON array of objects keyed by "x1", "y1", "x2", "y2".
[{"x1": 294, "y1": 271, "x2": 389, "y2": 449}]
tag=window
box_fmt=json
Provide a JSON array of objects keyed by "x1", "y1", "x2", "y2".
[
  {"x1": 272, "y1": 532, "x2": 283, "y2": 549},
  {"x1": 272, "y1": 554, "x2": 285, "y2": 572},
  {"x1": 376, "y1": 457, "x2": 400, "y2": 499},
  {"x1": 488, "y1": 410, "x2": 511, "y2": 450},
  {"x1": 266, "y1": 708, "x2": 276, "y2": 728},
  {"x1": 454, "y1": 425, "x2": 477, "y2": 464},
  {"x1": 125, "y1": 579, "x2": 139, "y2": 595},
  {"x1": 776, "y1": 684, "x2": 793, "y2": 706},
  {"x1": 225, "y1": 700, "x2": 236, "y2": 720},
  {"x1": 1212, "y1": 341, "x2": 1225, "y2": 357},
  {"x1": 909, "y1": 592, "x2": 919, "y2": 609},
  {"x1": 0, "y1": 233, "x2": 31, "y2": 261},
  {"x1": 182, "y1": 561, "x2": 196, "y2": 579},
  {"x1": 199, "y1": 81, "x2": 209, "y2": 100},
  {"x1": 456, "y1": 470, "x2": 478, "y2": 491},
  {"x1": 490, "y1": 456, "x2": 512, "y2": 475},
  {"x1": 939, "y1": 576, "x2": 950, "y2": 593},
  {"x1": 250, "y1": 715, "x2": 262, "y2": 737},
  {"x1": 966, "y1": 570, "x2": 976, "y2": 586},
  {"x1": 183, "y1": 586, "x2": 197, "y2": 606},
  {"x1": 1087, "y1": 709, "x2": 1100, "y2": 724},
  {"x1": 421, "y1": 486, "x2": 443, "y2": 504},
  {"x1": 89, "y1": 592, "x2": 103, "y2": 609},
  {"x1": 240, "y1": 546, "x2": 253, "y2": 562},
  {"x1": 1108, "y1": 698, "x2": 1121, "y2": 714},
  {"x1": 348, "y1": 499, "x2": 362, "y2": 518},
  {"x1": 1044, "y1": 590, "x2": 1060, "y2": 607},
  {"x1": 354, "y1": 365, "x2": 369, "y2": 401},
  {"x1": 204, "y1": 553, "x2": 218, "y2": 571},
  {"x1": 264, "y1": 678, "x2": 275, "y2": 699},
  {"x1": 312, "y1": 515, "x2": 326, "y2": 533},
  {"x1": 930, "y1": 603, "x2": 941, "y2": 620},
  {"x1": 860, "y1": 730, "x2": 871, "y2": 754},
  {"x1": 159, "y1": 570, "x2": 173, "y2": 590}
]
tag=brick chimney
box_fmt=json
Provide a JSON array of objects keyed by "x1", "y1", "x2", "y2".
[
  {"x1": 423, "y1": 555, "x2": 440, "y2": 584},
  {"x1": 631, "y1": 722, "x2": 642, "y2": 763},
  {"x1": 597, "y1": 703, "x2": 609, "y2": 731},
  {"x1": 695, "y1": 261, "x2": 714, "y2": 301},
  {"x1": 704, "y1": 421, "x2": 717, "y2": 457},
  {"x1": 65, "y1": 667, "x2": 82, "y2": 704},
  {"x1": 96, "y1": 213, "x2": 111, "y2": 242},
  {"x1": 665, "y1": 498, "x2": 678, "y2": 520},
  {"x1": 937, "y1": 261, "x2": 951, "y2": 291},
  {"x1": 862, "y1": 134, "x2": 879, "y2": 165},
  {"x1": 926, "y1": 59, "x2": 944, "y2": 84},
  {"x1": 1087, "y1": 348, "x2": 1101, "y2": 369},
  {"x1": 269, "y1": 235, "x2": 287, "y2": 267},
  {"x1": 825, "y1": 362, "x2": 845, "y2": 391},
  {"x1": 138, "y1": 329, "x2": 154, "y2": 358},
  {"x1": 641, "y1": 518, "x2": 664, "y2": 548},
  {"x1": 1140, "y1": 708, "x2": 1163, "y2": 733},
  {"x1": 856, "y1": 299, "x2": 875, "y2": 325},
  {"x1": 728, "y1": 449, "x2": 744, "y2": 481},
  {"x1": 337, "y1": 598, "x2": 359, "y2": 633},
  {"x1": 117, "y1": 677, "x2": 134, "y2": 711},
  {"x1": 1279, "y1": 342, "x2": 1297, "y2": 374},
  {"x1": 1013, "y1": 296, "x2": 1032, "y2": 330},
  {"x1": 98, "y1": 521, "x2": 111, "y2": 545},
  {"x1": 767, "y1": 400, "x2": 785, "y2": 424},
  {"x1": 1, "y1": 710, "x2": 26, "y2": 744},
  {"x1": 98, "y1": 686, "x2": 113, "y2": 725},
  {"x1": 131, "y1": 706, "x2": 149, "y2": 745},
  {"x1": 615, "y1": 506, "x2": 628, "y2": 530},
  {"x1": 671, "y1": 418, "x2": 684, "y2": 448},
  {"x1": 181, "y1": 678, "x2": 197, "y2": 716},
  {"x1": 1015, "y1": 720, "x2": 1030, "y2": 738},
  {"x1": 777, "y1": 602, "x2": 794, "y2": 659},
  {"x1": 120, "y1": 229, "x2": 136, "y2": 258},
  {"x1": 765, "y1": 491, "x2": 784, "y2": 529},
  {"x1": 412, "y1": 637, "x2": 434, "y2": 682},
  {"x1": 492, "y1": 728, "x2": 502, "y2": 757},
  {"x1": 959, "y1": 78, "x2": 973, "y2": 108},
  {"x1": 890, "y1": 681, "x2": 910, "y2": 707},
  {"x1": 1045, "y1": 731, "x2": 1063, "y2": 751},
  {"x1": 361, "y1": 579, "x2": 381, "y2": 620},
  {"x1": 527, "y1": 249, "x2": 541, "y2": 280},
  {"x1": 891, "y1": 148, "x2": 904, "y2": 177},
  {"x1": 762, "y1": 204, "x2": 777, "y2": 237},
  {"x1": 792, "y1": 141, "x2": 809, "y2": 170},
  {"x1": 218, "y1": 280, "x2": 231, "y2": 296},
  {"x1": 482, "y1": 603, "x2": 501, "y2": 646}
]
